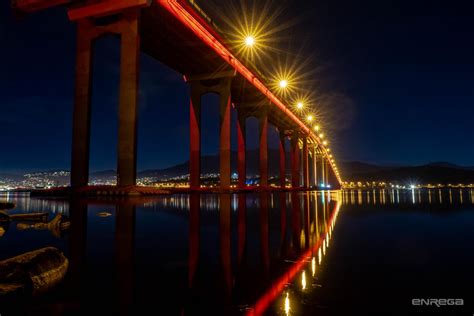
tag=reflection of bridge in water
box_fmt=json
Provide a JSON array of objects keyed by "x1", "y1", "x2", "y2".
[
  {"x1": 343, "y1": 188, "x2": 474, "y2": 207},
  {"x1": 11, "y1": 0, "x2": 342, "y2": 193},
  {"x1": 12, "y1": 192, "x2": 340, "y2": 314}
]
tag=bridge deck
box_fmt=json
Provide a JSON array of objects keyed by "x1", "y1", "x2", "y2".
[{"x1": 141, "y1": 1, "x2": 297, "y2": 131}]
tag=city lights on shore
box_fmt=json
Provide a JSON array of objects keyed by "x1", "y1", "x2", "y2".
[
  {"x1": 297, "y1": 101, "x2": 304, "y2": 109},
  {"x1": 306, "y1": 114, "x2": 314, "y2": 122}
]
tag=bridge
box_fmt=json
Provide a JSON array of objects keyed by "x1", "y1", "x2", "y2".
[{"x1": 12, "y1": 0, "x2": 343, "y2": 192}]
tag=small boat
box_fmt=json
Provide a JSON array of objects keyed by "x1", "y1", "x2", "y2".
[
  {"x1": 98, "y1": 212, "x2": 113, "y2": 217},
  {"x1": 0, "y1": 247, "x2": 68, "y2": 301}
]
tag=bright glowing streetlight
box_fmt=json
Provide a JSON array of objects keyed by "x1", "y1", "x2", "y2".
[
  {"x1": 244, "y1": 35, "x2": 255, "y2": 47},
  {"x1": 307, "y1": 114, "x2": 314, "y2": 122},
  {"x1": 279, "y1": 79, "x2": 288, "y2": 89},
  {"x1": 297, "y1": 102, "x2": 304, "y2": 109},
  {"x1": 319, "y1": 133, "x2": 324, "y2": 139},
  {"x1": 313, "y1": 125, "x2": 320, "y2": 131},
  {"x1": 323, "y1": 140, "x2": 328, "y2": 146}
]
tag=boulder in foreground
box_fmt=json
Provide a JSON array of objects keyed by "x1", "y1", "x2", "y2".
[{"x1": 0, "y1": 247, "x2": 68, "y2": 301}]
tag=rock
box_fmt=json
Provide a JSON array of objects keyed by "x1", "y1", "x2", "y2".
[
  {"x1": 1, "y1": 212, "x2": 50, "y2": 223},
  {"x1": 0, "y1": 202, "x2": 15, "y2": 211},
  {"x1": 0, "y1": 247, "x2": 68, "y2": 300},
  {"x1": 10, "y1": 212, "x2": 49, "y2": 223},
  {"x1": 0, "y1": 211, "x2": 9, "y2": 223},
  {"x1": 15, "y1": 215, "x2": 70, "y2": 238}
]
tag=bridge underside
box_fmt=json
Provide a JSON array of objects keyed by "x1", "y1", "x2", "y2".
[
  {"x1": 140, "y1": 3, "x2": 296, "y2": 131},
  {"x1": 11, "y1": 0, "x2": 342, "y2": 192}
]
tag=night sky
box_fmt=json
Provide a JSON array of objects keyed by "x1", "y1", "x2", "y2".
[{"x1": 1, "y1": 0, "x2": 473, "y2": 174}]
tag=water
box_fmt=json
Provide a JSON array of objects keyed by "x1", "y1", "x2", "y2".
[{"x1": 1, "y1": 189, "x2": 474, "y2": 315}]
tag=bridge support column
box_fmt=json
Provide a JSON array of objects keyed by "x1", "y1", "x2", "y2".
[
  {"x1": 189, "y1": 86, "x2": 201, "y2": 190},
  {"x1": 302, "y1": 137, "x2": 309, "y2": 188},
  {"x1": 311, "y1": 145, "x2": 317, "y2": 188},
  {"x1": 279, "y1": 131, "x2": 286, "y2": 189},
  {"x1": 117, "y1": 11, "x2": 140, "y2": 186},
  {"x1": 291, "y1": 134, "x2": 300, "y2": 189},
  {"x1": 259, "y1": 106, "x2": 269, "y2": 188},
  {"x1": 188, "y1": 74, "x2": 233, "y2": 190},
  {"x1": 326, "y1": 159, "x2": 331, "y2": 188},
  {"x1": 321, "y1": 156, "x2": 326, "y2": 188},
  {"x1": 71, "y1": 11, "x2": 141, "y2": 188},
  {"x1": 71, "y1": 20, "x2": 94, "y2": 188},
  {"x1": 219, "y1": 88, "x2": 232, "y2": 190},
  {"x1": 237, "y1": 111, "x2": 246, "y2": 189}
]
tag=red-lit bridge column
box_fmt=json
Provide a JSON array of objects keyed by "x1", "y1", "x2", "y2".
[
  {"x1": 291, "y1": 134, "x2": 300, "y2": 188},
  {"x1": 279, "y1": 131, "x2": 286, "y2": 189},
  {"x1": 259, "y1": 105, "x2": 269, "y2": 188},
  {"x1": 321, "y1": 155, "x2": 326, "y2": 187},
  {"x1": 312, "y1": 145, "x2": 318, "y2": 188},
  {"x1": 189, "y1": 85, "x2": 201, "y2": 190},
  {"x1": 188, "y1": 74, "x2": 233, "y2": 190},
  {"x1": 237, "y1": 111, "x2": 246, "y2": 189},
  {"x1": 302, "y1": 137, "x2": 309, "y2": 189}
]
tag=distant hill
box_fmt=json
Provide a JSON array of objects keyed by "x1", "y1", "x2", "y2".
[
  {"x1": 341, "y1": 162, "x2": 474, "y2": 184},
  {"x1": 140, "y1": 157, "x2": 474, "y2": 184},
  {"x1": 90, "y1": 170, "x2": 116, "y2": 178},
  {"x1": 2, "y1": 157, "x2": 473, "y2": 185},
  {"x1": 139, "y1": 149, "x2": 290, "y2": 179}
]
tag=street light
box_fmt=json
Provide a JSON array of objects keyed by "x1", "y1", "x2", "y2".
[
  {"x1": 307, "y1": 114, "x2": 314, "y2": 122},
  {"x1": 313, "y1": 125, "x2": 320, "y2": 132},
  {"x1": 279, "y1": 79, "x2": 288, "y2": 89},
  {"x1": 244, "y1": 35, "x2": 255, "y2": 47},
  {"x1": 319, "y1": 133, "x2": 324, "y2": 139},
  {"x1": 297, "y1": 102, "x2": 304, "y2": 109}
]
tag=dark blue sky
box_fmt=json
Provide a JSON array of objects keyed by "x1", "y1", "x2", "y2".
[{"x1": 1, "y1": 0, "x2": 473, "y2": 173}]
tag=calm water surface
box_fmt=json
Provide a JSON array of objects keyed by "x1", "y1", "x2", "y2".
[{"x1": 1, "y1": 189, "x2": 474, "y2": 315}]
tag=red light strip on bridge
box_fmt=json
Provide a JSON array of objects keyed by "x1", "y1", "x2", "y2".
[
  {"x1": 157, "y1": 0, "x2": 341, "y2": 184},
  {"x1": 246, "y1": 199, "x2": 341, "y2": 316}
]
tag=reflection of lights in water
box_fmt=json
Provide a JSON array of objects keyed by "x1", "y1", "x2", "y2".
[
  {"x1": 449, "y1": 190, "x2": 452, "y2": 204},
  {"x1": 428, "y1": 190, "x2": 432, "y2": 204},
  {"x1": 301, "y1": 270, "x2": 306, "y2": 290},
  {"x1": 460, "y1": 189, "x2": 463, "y2": 204},
  {"x1": 312, "y1": 257, "x2": 316, "y2": 276},
  {"x1": 411, "y1": 189, "x2": 416, "y2": 204},
  {"x1": 285, "y1": 292, "x2": 290, "y2": 315},
  {"x1": 300, "y1": 230, "x2": 306, "y2": 249},
  {"x1": 323, "y1": 241, "x2": 326, "y2": 255},
  {"x1": 318, "y1": 248, "x2": 322, "y2": 264},
  {"x1": 439, "y1": 189, "x2": 442, "y2": 203}
]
